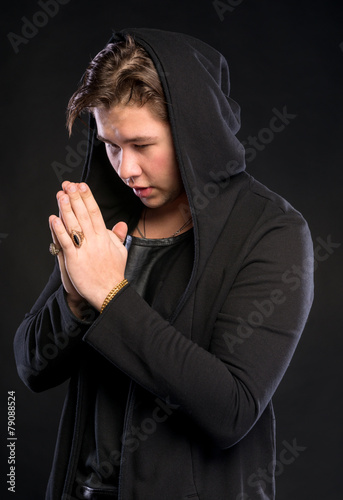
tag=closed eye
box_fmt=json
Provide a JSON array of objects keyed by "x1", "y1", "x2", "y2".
[{"x1": 106, "y1": 143, "x2": 120, "y2": 151}]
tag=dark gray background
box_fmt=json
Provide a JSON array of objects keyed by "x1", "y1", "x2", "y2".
[{"x1": 1, "y1": 0, "x2": 342, "y2": 498}]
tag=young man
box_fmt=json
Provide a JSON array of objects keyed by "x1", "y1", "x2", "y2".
[{"x1": 14, "y1": 29, "x2": 314, "y2": 500}]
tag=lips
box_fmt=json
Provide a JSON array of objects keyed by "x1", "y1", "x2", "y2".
[{"x1": 133, "y1": 187, "x2": 153, "y2": 198}]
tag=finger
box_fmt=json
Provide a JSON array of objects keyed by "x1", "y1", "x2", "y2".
[
  {"x1": 56, "y1": 190, "x2": 69, "y2": 228},
  {"x1": 62, "y1": 180, "x2": 72, "y2": 193},
  {"x1": 57, "y1": 193, "x2": 80, "y2": 232},
  {"x1": 49, "y1": 215, "x2": 69, "y2": 272},
  {"x1": 48, "y1": 215, "x2": 64, "y2": 255},
  {"x1": 50, "y1": 215, "x2": 76, "y2": 253},
  {"x1": 57, "y1": 189, "x2": 91, "y2": 240},
  {"x1": 65, "y1": 182, "x2": 102, "y2": 236},
  {"x1": 49, "y1": 216, "x2": 59, "y2": 245},
  {"x1": 77, "y1": 183, "x2": 107, "y2": 234},
  {"x1": 111, "y1": 222, "x2": 128, "y2": 243},
  {"x1": 59, "y1": 181, "x2": 81, "y2": 213}
]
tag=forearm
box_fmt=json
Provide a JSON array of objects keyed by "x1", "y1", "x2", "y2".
[{"x1": 83, "y1": 215, "x2": 314, "y2": 448}]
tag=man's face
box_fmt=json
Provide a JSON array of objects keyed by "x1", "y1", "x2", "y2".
[{"x1": 94, "y1": 104, "x2": 185, "y2": 210}]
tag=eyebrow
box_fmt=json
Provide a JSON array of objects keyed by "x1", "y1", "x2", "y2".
[{"x1": 96, "y1": 134, "x2": 158, "y2": 145}]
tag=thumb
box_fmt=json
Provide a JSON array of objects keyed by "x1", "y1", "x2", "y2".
[{"x1": 111, "y1": 221, "x2": 128, "y2": 243}]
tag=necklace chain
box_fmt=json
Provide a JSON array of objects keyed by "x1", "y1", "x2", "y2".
[{"x1": 136, "y1": 209, "x2": 193, "y2": 239}]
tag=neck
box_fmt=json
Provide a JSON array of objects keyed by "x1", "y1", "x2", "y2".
[{"x1": 133, "y1": 192, "x2": 192, "y2": 239}]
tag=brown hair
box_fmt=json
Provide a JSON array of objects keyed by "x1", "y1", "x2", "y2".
[{"x1": 66, "y1": 34, "x2": 168, "y2": 135}]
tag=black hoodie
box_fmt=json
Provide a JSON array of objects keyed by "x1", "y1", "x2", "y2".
[{"x1": 14, "y1": 28, "x2": 314, "y2": 499}]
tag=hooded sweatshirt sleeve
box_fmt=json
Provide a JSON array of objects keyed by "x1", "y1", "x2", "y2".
[
  {"x1": 13, "y1": 262, "x2": 97, "y2": 392},
  {"x1": 83, "y1": 197, "x2": 313, "y2": 449}
]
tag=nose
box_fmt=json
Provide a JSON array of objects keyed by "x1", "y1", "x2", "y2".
[{"x1": 117, "y1": 149, "x2": 142, "y2": 184}]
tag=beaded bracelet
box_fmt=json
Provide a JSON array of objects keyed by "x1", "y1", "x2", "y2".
[{"x1": 100, "y1": 279, "x2": 129, "y2": 314}]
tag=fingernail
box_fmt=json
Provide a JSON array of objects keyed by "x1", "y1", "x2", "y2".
[
  {"x1": 79, "y1": 183, "x2": 87, "y2": 192},
  {"x1": 62, "y1": 195, "x2": 69, "y2": 204},
  {"x1": 55, "y1": 218, "x2": 62, "y2": 225},
  {"x1": 69, "y1": 184, "x2": 76, "y2": 193}
]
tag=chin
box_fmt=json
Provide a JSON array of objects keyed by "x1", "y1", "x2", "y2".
[{"x1": 141, "y1": 199, "x2": 161, "y2": 209}]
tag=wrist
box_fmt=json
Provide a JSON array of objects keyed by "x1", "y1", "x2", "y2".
[
  {"x1": 76, "y1": 276, "x2": 126, "y2": 312},
  {"x1": 99, "y1": 279, "x2": 129, "y2": 314}
]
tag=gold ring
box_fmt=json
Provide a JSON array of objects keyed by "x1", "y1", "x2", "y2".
[
  {"x1": 49, "y1": 243, "x2": 61, "y2": 256},
  {"x1": 71, "y1": 230, "x2": 85, "y2": 248}
]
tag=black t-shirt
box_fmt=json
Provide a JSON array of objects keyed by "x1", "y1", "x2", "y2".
[{"x1": 125, "y1": 230, "x2": 194, "y2": 316}]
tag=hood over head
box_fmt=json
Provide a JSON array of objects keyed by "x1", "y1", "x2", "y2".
[{"x1": 81, "y1": 28, "x2": 246, "y2": 294}]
